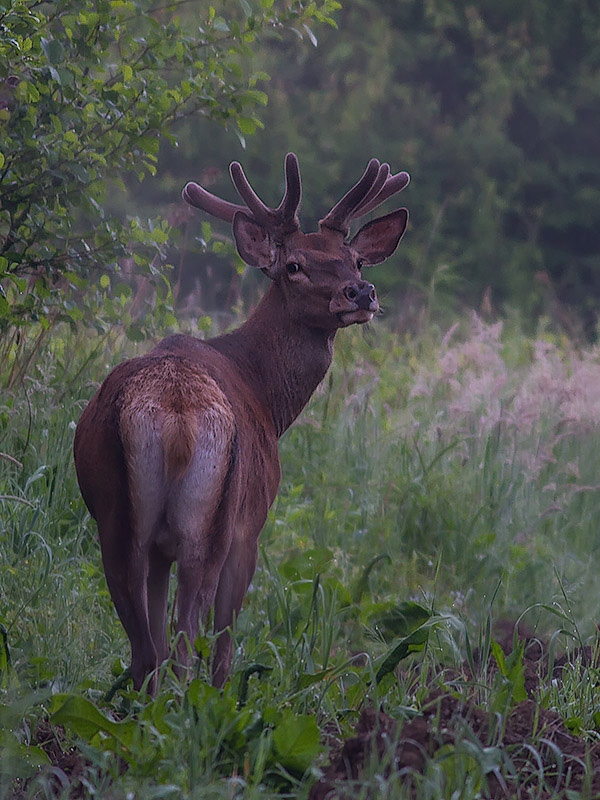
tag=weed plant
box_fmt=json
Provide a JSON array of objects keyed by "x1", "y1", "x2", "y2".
[{"x1": 1, "y1": 315, "x2": 600, "y2": 798}]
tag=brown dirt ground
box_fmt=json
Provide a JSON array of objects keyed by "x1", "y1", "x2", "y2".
[{"x1": 310, "y1": 626, "x2": 600, "y2": 800}]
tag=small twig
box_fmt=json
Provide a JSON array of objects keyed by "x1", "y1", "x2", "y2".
[
  {"x1": 0, "y1": 495, "x2": 35, "y2": 507},
  {"x1": 0, "y1": 453, "x2": 23, "y2": 469}
]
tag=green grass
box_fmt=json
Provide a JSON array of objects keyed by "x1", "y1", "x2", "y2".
[{"x1": 1, "y1": 317, "x2": 600, "y2": 798}]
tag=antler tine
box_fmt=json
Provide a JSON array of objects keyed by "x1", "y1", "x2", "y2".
[
  {"x1": 351, "y1": 163, "x2": 390, "y2": 218},
  {"x1": 182, "y1": 182, "x2": 246, "y2": 223},
  {"x1": 277, "y1": 152, "x2": 302, "y2": 224},
  {"x1": 349, "y1": 171, "x2": 410, "y2": 220},
  {"x1": 230, "y1": 161, "x2": 273, "y2": 224},
  {"x1": 183, "y1": 155, "x2": 303, "y2": 237},
  {"x1": 319, "y1": 158, "x2": 381, "y2": 234}
]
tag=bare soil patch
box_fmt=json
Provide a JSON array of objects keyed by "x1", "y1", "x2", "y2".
[{"x1": 311, "y1": 627, "x2": 600, "y2": 799}]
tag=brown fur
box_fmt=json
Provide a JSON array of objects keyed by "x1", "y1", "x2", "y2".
[
  {"x1": 161, "y1": 413, "x2": 198, "y2": 481},
  {"x1": 118, "y1": 357, "x2": 234, "y2": 481}
]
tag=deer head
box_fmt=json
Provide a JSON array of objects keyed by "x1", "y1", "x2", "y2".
[{"x1": 182, "y1": 154, "x2": 409, "y2": 331}]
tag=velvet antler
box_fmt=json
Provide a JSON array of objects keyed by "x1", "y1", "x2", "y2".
[
  {"x1": 182, "y1": 153, "x2": 302, "y2": 240},
  {"x1": 319, "y1": 159, "x2": 410, "y2": 237}
]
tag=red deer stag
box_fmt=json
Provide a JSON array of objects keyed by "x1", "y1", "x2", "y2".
[{"x1": 74, "y1": 154, "x2": 409, "y2": 692}]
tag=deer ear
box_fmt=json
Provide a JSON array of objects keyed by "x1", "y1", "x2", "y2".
[
  {"x1": 233, "y1": 211, "x2": 277, "y2": 271},
  {"x1": 350, "y1": 208, "x2": 408, "y2": 265}
]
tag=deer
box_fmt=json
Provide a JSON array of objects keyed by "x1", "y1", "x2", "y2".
[{"x1": 74, "y1": 153, "x2": 409, "y2": 693}]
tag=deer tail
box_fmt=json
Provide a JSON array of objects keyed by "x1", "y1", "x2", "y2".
[{"x1": 161, "y1": 412, "x2": 198, "y2": 481}]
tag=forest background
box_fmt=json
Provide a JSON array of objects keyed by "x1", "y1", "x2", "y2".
[{"x1": 2, "y1": 0, "x2": 599, "y2": 346}]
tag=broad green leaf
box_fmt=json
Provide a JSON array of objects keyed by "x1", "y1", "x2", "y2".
[
  {"x1": 0, "y1": 734, "x2": 50, "y2": 778},
  {"x1": 238, "y1": 663, "x2": 273, "y2": 706},
  {"x1": 373, "y1": 601, "x2": 431, "y2": 640},
  {"x1": 272, "y1": 711, "x2": 321, "y2": 774},
  {"x1": 213, "y1": 17, "x2": 229, "y2": 32},
  {"x1": 237, "y1": 116, "x2": 256, "y2": 135},
  {"x1": 41, "y1": 37, "x2": 65, "y2": 65},
  {"x1": 279, "y1": 547, "x2": 333, "y2": 581},
  {"x1": 51, "y1": 694, "x2": 136, "y2": 751}
]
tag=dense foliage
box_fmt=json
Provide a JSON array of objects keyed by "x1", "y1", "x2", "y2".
[{"x1": 0, "y1": 0, "x2": 339, "y2": 341}]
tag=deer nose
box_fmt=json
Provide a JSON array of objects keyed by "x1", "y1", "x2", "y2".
[{"x1": 343, "y1": 281, "x2": 378, "y2": 310}]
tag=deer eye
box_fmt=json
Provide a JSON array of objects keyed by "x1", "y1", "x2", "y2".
[
  {"x1": 356, "y1": 258, "x2": 365, "y2": 271},
  {"x1": 286, "y1": 261, "x2": 302, "y2": 275}
]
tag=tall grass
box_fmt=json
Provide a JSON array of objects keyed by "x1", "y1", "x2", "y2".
[{"x1": 1, "y1": 315, "x2": 600, "y2": 798}]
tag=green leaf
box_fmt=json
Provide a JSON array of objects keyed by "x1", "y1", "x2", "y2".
[
  {"x1": 70, "y1": 163, "x2": 90, "y2": 184},
  {"x1": 374, "y1": 601, "x2": 431, "y2": 640},
  {"x1": 279, "y1": 547, "x2": 334, "y2": 581},
  {"x1": 272, "y1": 711, "x2": 321, "y2": 774},
  {"x1": 0, "y1": 734, "x2": 50, "y2": 778},
  {"x1": 23, "y1": 81, "x2": 40, "y2": 103},
  {"x1": 0, "y1": 153, "x2": 4, "y2": 169},
  {"x1": 213, "y1": 17, "x2": 229, "y2": 32},
  {"x1": 41, "y1": 37, "x2": 65, "y2": 65},
  {"x1": 490, "y1": 638, "x2": 527, "y2": 711},
  {"x1": 51, "y1": 694, "x2": 136, "y2": 752},
  {"x1": 374, "y1": 626, "x2": 430, "y2": 683},
  {"x1": 237, "y1": 116, "x2": 257, "y2": 135},
  {"x1": 151, "y1": 228, "x2": 168, "y2": 244},
  {"x1": 297, "y1": 667, "x2": 336, "y2": 689},
  {"x1": 201, "y1": 221, "x2": 212, "y2": 242},
  {"x1": 238, "y1": 663, "x2": 273, "y2": 706}
]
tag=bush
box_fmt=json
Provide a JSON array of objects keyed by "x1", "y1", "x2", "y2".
[{"x1": 0, "y1": 0, "x2": 340, "y2": 342}]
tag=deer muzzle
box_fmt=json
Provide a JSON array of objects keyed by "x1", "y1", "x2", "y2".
[{"x1": 331, "y1": 280, "x2": 379, "y2": 326}]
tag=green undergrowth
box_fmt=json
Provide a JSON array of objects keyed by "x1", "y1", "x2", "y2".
[{"x1": 2, "y1": 316, "x2": 600, "y2": 798}]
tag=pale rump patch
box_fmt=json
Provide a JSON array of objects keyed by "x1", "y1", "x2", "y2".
[{"x1": 118, "y1": 357, "x2": 235, "y2": 556}]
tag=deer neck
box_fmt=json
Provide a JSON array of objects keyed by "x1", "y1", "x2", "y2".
[{"x1": 210, "y1": 284, "x2": 335, "y2": 437}]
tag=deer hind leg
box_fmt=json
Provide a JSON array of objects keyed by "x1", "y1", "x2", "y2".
[
  {"x1": 168, "y1": 426, "x2": 235, "y2": 676},
  {"x1": 97, "y1": 508, "x2": 159, "y2": 693},
  {"x1": 212, "y1": 536, "x2": 259, "y2": 687},
  {"x1": 116, "y1": 419, "x2": 171, "y2": 692},
  {"x1": 147, "y1": 543, "x2": 172, "y2": 672}
]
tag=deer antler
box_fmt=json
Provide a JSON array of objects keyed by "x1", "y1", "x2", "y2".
[
  {"x1": 182, "y1": 153, "x2": 302, "y2": 240},
  {"x1": 319, "y1": 160, "x2": 410, "y2": 237}
]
